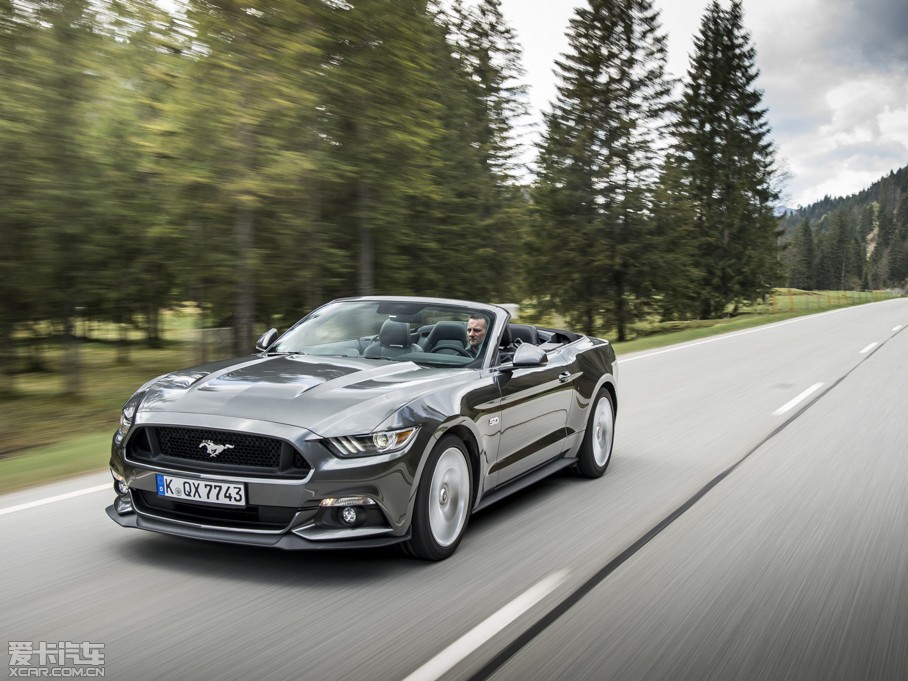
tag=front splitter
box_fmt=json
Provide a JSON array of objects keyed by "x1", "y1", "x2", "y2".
[{"x1": 105, "y1": 504, "x2": 408, "y2": 551}]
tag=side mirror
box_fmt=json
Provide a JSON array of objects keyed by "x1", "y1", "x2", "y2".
[
  {"x1": 255, "y1": 328, "x2": 279, "y2": 352},
  {"x1": 512, "y1": 343, "x2": 547, "y2": 367}
]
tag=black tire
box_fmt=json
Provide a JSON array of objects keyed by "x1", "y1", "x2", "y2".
[
  {"x1": 403, "y1": 435, "x2": 472, "y2": 561},
  {"x1": 574, "y1": 388, "x2": 615, "y2": 478}
]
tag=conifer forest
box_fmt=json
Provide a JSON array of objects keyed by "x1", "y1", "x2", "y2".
[{"x1": 1, "y1": 0, "x2": 905, "y2": 375}]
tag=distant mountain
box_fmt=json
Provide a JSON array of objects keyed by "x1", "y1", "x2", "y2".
[
  {"x1": 778, "y1": 164, "x2": 908, "y2": 290},
  {"x1": 779, "y1": 165, "x2": 908, "y2": 238}
]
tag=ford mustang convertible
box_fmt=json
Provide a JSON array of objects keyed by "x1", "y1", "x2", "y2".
[{"x1": 107, "y1": 296, "x2": 618, "y2": 560}]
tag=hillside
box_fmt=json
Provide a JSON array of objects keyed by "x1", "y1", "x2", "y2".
[
  {"x1": 778, "y1": 165, "x2": 908, "y2": 290},
  {"x1": 779, "y1": 165, "x2": 908, "y2": 234}
]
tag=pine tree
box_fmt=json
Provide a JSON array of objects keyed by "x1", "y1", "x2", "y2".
[
  {"x1": 399, "y1": 4, "x2": 493, "y2": 300},
  {"x1": 443, "y1": 0, "x2": 531, "y2": 301},
  {"x1": 814, "y1": 209, "x2": 864, "y2": 290},
  {"x1": 25, "y1": 0, "x2": 104, "y2": 393},
  {"x1": 670, "y1": 0, "x2": 780, "y2": 318},
  {"x1": 787, "y1": 219, "x2": 816, "y2": 289},
  {"x1": 172, "y1": 0, "x2": 323, "y2": 351},
  {"x1": 892, "y1": 194, "x2": 908, "y2": 286},
  {"x1": 531, "y1": 0, "x2": 674, "y2": 338},
  {"x1": 449, "y1": 0, "x2": 529, "y2": 184},
  {"x1": 0, "y1": 0, "x2": 34, "y2": 391},
  {"x1": 83, "y1": 1, "x2": 188, "y2": 357},
  {"x1": 318, "y1": 0, "x2": 445, "y2": 297},
  {"x1": 649, "y1": 161, "x2": 703, "y2": 319}
]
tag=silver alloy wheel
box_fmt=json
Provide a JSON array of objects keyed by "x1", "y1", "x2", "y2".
[
  {"x1": 427, "y1": 446, "x2": 470, "y2": 547},
  {"x1": 591, "y1": 396, "x2": 614, "y2": 467}
]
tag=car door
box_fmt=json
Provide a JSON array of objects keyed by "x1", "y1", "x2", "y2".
[{"x1": 490, "y1": 350, "x2": 573, "y2": 486}]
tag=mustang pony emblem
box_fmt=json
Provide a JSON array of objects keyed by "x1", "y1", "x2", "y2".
[{"x1": 199, "y1": 440, "x2": 235, "y2": 458}]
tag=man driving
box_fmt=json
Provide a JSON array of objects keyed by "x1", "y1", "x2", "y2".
[{"x1": 466, "y1": 315, "x2": 487, "y2": 357}]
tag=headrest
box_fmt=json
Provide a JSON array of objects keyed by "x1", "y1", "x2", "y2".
[
  {"x1": 509, "y1": 324, "x2": 539, "y2": 345},
  {"x1": 379, "y1": 319, "x2": 411, "y2": 347},
  {"x1": 426, "y1": 321, "x2": 468, "y2": 346}
]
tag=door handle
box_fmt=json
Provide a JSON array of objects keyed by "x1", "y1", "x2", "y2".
[{"x1": 558, "y1": 371, "x2": 571, "y2": 383}]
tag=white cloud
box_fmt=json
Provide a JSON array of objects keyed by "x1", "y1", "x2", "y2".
[
  {"x1": 777, "y1": 71, "x2": 908, "y2": 203},
  {"x1": 880, "y1": 104, "x2": 908, "y2": 143}
]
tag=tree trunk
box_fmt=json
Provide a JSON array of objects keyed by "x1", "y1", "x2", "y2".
[
  {"x1": 117, "y1": 319, "x2": 130, "y2": 365},
  {"x1": 583, "y1": 304, "x2": 595, "y2": 338},
  {"x1": 146, "y1": 306, "x2": 162, "y2": 348},
  {"x1": 233, "y1": 201, "x2": 255, "y2": 355},
  {"x1": 614, "y1": 271, "x2": 627, "y2": 343},
  {"x1": 233, "y1": 110, "x2": 255, "y2": 356},
  {"x1": 306, "y1": 182, "x2": 322, "y2": 312},
  {"x1": 63, "y1": 313, "x2": 81, "y2": 396},
  {"x1": 0, "y1": 319, "x2": 14, "y2": 397},
  {"x1": 357, "y1": 178, "x2": 374, "y2": 295}
]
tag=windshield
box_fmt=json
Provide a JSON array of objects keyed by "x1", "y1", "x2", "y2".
[{"x1": 272, "y1": 301, "x2": 492, "y2": 367}]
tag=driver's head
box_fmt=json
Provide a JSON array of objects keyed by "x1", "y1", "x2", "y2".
[{"x1": 466, "y1": 315, "x2": 487, "y2": 350}]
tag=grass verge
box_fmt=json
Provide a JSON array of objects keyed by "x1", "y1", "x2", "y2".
[
  {"x1": 610, "y1": 310, "x2": 809, "y2": 354},
  {"x1": 0, "y1": 432, "x2": 112, "y2": 495}
]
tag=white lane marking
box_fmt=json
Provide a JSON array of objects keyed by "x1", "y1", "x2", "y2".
[
  {"x1": 859, "y1": 342, "x2": 878, "y2": 354},
  {"x1": 893, "y1": 325, "x2": 903, "y2": 332},
  {"x1": 772, "y1": 383, "x2": 825, "y2": 416},
  {"x1": 401, "y1": 569, "x2": 570, "y2": 681},
  {"x1": 0, "y1": 484, "x2": 109, "y2": 517}
]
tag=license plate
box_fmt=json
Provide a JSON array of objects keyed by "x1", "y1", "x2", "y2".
[{"x1": 156, "y1": 474, "x2": 246, "y2": 507}]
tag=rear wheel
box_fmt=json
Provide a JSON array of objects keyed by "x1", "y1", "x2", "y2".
[
  {"x1": 574, "y1": 388, "x2": 615, "y2": 478},
  {"x1": 403, "y1": 435, "x2": 472, "y2": 560}
]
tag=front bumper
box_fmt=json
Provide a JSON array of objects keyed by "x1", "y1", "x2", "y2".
[
  {"x1": 108, "y1": 412, "x2": 433, "y2": 549},
  {"x1": 105, "y1": 504, "x2": 409, "y2": 550}
]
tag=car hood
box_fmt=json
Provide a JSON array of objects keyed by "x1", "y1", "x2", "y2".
[{"x1": 135, "y1": 354, "x2": 471, "y2": 437}]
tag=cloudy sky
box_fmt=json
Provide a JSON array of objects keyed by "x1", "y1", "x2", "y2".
[{"x1": 498, "y1": 0, "x2": 908, "y2": 208}]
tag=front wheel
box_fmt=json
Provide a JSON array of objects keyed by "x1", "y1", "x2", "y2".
[
  {"x1": 403, "y1": 435, "x2": 472, "y2": 560},
  {"x1": 574, "y1": 388, "x2": 615, "y2": 478}
]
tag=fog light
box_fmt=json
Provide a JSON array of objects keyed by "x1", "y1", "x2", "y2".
[
  {"x1": 320, "y1": 496, "x2": 377, "y2": 507},
  {"x1": 341, "y1": 506, "x2": 358, "y2": 525},
  {"x1": 116, "y1": 481, "x2": 129, "y2": 496}
]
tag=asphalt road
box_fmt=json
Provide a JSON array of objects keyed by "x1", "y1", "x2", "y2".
[{"x1": 2, "y1": 299, "x2": 907, "y2": 681}]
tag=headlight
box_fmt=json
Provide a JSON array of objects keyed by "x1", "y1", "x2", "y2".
[
  {"x1": 328, "y1": 427, "x2": 419, "y2": 458},
  {"x1": 115, "y1": 393, "x2": 144, "y2": 443},
  {"x1": 113, "y1": 374, "x2": 167, "y2": 444}
]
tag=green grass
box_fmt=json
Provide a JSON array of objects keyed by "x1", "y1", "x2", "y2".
[
  {"x1": 0, "y1": 432, "x2": 113, "y2": 495},
  {"x1": 611, "y1": 289, "x2": 898, "y2": 353},
  {"x1": 741, "y1": 288, "x2": 892, "y2": 315},
  {"x1": 0, "y1": 341, "x2": 198, "y2": 455},
  {"x1": 0, "y1": 291, "x2": 901, "y2": 495},
  {"x1": 612, "y1": 310, "x2": 805, "y2": 354}
]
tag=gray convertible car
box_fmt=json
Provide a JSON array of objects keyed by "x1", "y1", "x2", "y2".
[{"x1": 107, "y1": 296, "x2": 618, "y2": 560}]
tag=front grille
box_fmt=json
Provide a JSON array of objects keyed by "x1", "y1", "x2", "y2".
[
  {"x1": 127, "y1": 426, "x2": 310, "y2": 478},
  {"x1": 133, "y1": 490, "x2": 298, "y2": 531},
  {"x1": 158, "y1": 427, "x2": 281, "y2": 467}
]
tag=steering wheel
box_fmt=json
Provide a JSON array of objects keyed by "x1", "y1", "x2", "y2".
[
  {"x1": 429, "y1": 344, "x2": 473, "y2": 357},
  {"x1": 357, "y1": 334, "x2": 379, "y2": 354}
]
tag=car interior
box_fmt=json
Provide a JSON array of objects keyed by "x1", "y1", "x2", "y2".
[
  {"x1": 299, "y1": 322, "x2": 580, "y2": 360},
  {"x1": 275, "y1": 301, "x2": 581, "y2": 365}
]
